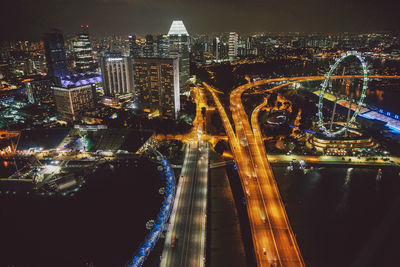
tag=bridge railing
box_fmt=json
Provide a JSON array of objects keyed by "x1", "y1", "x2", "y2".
[{"x1": 126, "y1": 151, "x2": 176, "y2": 267}]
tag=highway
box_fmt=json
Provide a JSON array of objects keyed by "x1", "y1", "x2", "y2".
[
  {"x1": 204, "y1": 82, "x2": 283, "y2": 266},
  {"x1": 203, "y1": 75, "x2": 400, "y2": 267},
  {"x1": 160, "y1": 85, "x2": 209, "y2": 267},
  {"x1": 237, "y1": 75, "x2": 400, "y2": 267},
  {"x1": 230, "y1": 82, "x2": 305, "y2": 267},
  {"x1": 160, "y1": 140, "x2": 208, "y2": 267}
]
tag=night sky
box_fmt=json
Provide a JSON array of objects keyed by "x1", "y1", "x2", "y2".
[{"x1": 2, "y1": 0, "x2": 400, "y2": 40}]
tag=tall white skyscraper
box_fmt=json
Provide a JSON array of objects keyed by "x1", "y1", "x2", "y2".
[
  {"x1": 229, "y1": 32, "x2": 238, "y2": 61},
  {"x1": 213, "y1": 37, "x2": 220, "y2": 60},
  {"x1": 167, "y1": 20, "x2": 189, "y2": 91},
  {"x1": 99, "y1": 52, "x2": 134, "y2": 96}
]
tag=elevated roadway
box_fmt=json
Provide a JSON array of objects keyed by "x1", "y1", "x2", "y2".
[
  {"x1": 231, "y1": 82, "x2": 305, "y2": 267},
  {"x1": 160, "y1": 140, "x2": 209, "y2": 267},
  {"x1": 204, "y1": 82, "x2": 285, "y2": 266},
  {"x1": 203, "y1": 75, "x2": 400, "y2": 267}
]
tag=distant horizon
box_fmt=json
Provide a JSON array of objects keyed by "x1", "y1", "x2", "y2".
[
  {"x1": 3, "y1": 0, "x2": 400, "y2": 40},
  {"x1": 2, "y1": 29, "x2": 400, "y2": 42}
]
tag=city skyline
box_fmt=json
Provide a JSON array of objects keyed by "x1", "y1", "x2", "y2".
[
  {"x1": 2, "y1": 1, "x2": 400, "y2": 266},
  {"x1": 3, "y1": 0, "x2": 400, "y2": 40}
]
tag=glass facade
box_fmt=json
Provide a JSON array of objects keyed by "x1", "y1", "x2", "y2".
[
  {"x1": 26, "y1": 79, "x2": 55, "y2": 106},
  {"x1": 157, "y1": 34, "x2": 169, "y2": 58},
  {"x1": 167, "y1": 21, "x2": 190, "y2": 91},
  {"x1": 43, "y1": 29, "x2": 69, "y2": 78},
  {"x1": 73, "y1": 26, "x2": 93, "y2": 71},
  {"x1": 129, "y1": 35, "x2": 140, "y2": 58}
]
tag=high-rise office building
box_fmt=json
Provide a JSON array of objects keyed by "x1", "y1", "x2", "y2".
[
  {"x1": 129, "y1": 35, "x2": 140, "y2": 58},
  {"x1": 53, "y1": 84, "x2": 96, "y2": 121},
  {"x1": 213, "y1": 37, "x2": 220, "y2": 60},
  {"x1": 156, "y1": 34, "x2": 169, "y2": 58},
  {"x1": 26, "y1": 78, "x2": 56, "y2": 106},
  {"x1": 73, "y1": 25, "x2": 93, "y2": 72},
  {"x1": 99, "y1": 52, "x2": 134, "y2": 96},
  {"x1": 229, "y1": 32, "x2": 238, "y2": 61},
  {"x1": 167, "y1": 20, "x2": 189, "y2": 90},
  {"x1": 43, "y1": 29, "x2": 69, "y2": 78},
  {"x1": 134, "y1": 57, "x2": 180, "y2": 119},
  {"x1": 143, "y1": 35, "x2": 155, "y2": 58}
]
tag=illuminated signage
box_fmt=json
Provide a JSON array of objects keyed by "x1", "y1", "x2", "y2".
[{"x1": 107, "y1": 58, "x2": 123, "y2": 62}]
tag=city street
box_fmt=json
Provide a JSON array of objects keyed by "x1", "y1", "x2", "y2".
[
  {"x1": 161, "y1": 85, "x2": 209, "y2": 267},
  {"x1": 160, "y1": 140, "x2": 208, "y2": 267}
]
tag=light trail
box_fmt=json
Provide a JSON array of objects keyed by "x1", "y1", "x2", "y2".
[
  {"x1": 203, "y1": 74, "x2": 400, "y2": 267},
  {"x1": 203, "y1": 82, "x2": 281, "y2": 266},
  {"x1": 160, "y1": 85, "x2": 209, "y2": 267},
  {"x1": 231, "y1": 80, "x2": 304, "y2": 266}
]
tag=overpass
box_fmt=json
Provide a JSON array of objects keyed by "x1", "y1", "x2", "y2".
[{"x1": 203, "y1": 74, "x2": 400, "y2": 267}]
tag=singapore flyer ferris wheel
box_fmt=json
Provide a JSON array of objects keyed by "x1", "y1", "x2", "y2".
[{"x1": 317, "y1": 51, "x2": 369, "y2": 137}]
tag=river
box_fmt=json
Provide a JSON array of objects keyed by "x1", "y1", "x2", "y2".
[
  {"x1": 273, "y1": 165, "x2": 400, "y2": 266},
  {"x1": 0, "y1": 159, "x2": 163, "y2": 267}
]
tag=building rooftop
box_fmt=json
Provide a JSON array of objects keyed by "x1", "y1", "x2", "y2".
[
  {"x1": 167, "y1": 20, "x2": 189, "y2": 37},
  {"x1": 60, "y1": 72, "x2": 102, "y2": 88},
  {"x1": 16, "y1": 129, "x2": 70, "y2": 151}
]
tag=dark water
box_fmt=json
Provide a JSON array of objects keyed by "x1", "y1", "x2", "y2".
[
  {"x1": 273, "y1": 166, "x2": 400, "y2": 267},
  {"x1": 301, "y1": 57, "x2": 400, "y2": 115},
  {"x1": 0, "y1": 159, "x2": 163, "y2": 267}
]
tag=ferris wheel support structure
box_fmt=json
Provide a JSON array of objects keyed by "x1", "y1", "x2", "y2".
[{"x1": 318, "y1": 51, "x2": 369, "y2": 137}]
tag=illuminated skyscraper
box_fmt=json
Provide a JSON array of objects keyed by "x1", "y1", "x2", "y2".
[
  {"x1": 167, "y1": 20, "x2": 189, "y2": 90},
  {"x1": 213, "y1": 37, "x2": 220, "y2": 60},
  {"x1": 53, "y1": 84, "x2": 96, "y2": 122},
  {"x1": 143, "y1": 35, "x2": 155, "y2": 58},
  {"x1": 99, "y1": 52, "x2": 134, "y2": 96},
  {"x1": 134, "y1": 57, "x2": 180, "y2": 119},
  {"x1": 156, "y1": 34, "x2": 169, "y2": 58},
  {"x1": 229, "y1": 32, "x2": 238, "y2": 61},
  {"x1": 129, "y1": 35, "x2": 140, "y2": 58},
  {"x1": 26, "y1": 78, "x2": 55, "y2": 106},
  {"x1": 43, "y1": 29, "x2": 69, "y2": 78},
  {"x1": 73, "y1": 25, "x2": 93, "y2": 72}
]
